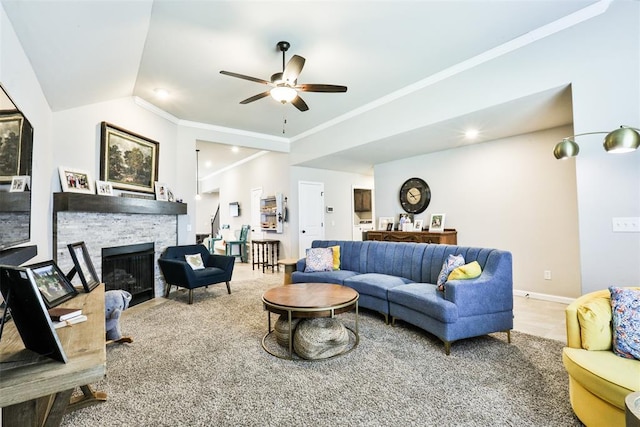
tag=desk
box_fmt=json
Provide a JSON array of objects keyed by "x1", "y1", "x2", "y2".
[
  {"x1": 251, "y1": 239, "x2": 280, "y2": 273},
  {"x1": 0, "y1": 284, "x2": 106, "y2": 426}
]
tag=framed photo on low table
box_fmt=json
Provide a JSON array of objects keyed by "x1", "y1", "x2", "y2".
[
  {"x1": 67, "y1": 242, "x2": 100, "y2": 292},
  {"x1": 26, "y1": 260, "x2": 78, "y2": 308}
]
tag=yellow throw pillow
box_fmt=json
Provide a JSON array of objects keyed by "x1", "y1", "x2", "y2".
[
  {"x1": 447, "y1": 261, "x2": 481, "y2": 281},
  {"x1": 329, "y1": 245, "x2": 341, "y2": 270},
  {"x1": 577, "y1": 297, "x2": 612, "y2": 351}
]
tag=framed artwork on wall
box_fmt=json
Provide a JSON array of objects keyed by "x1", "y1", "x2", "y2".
[
  {"x1": 58, "y1": 166, "x2": 94, "y2": 194},
  {"x1": 100, "y1": 122, "x2": 159, "y2": 194},
  {"x1": 0, "y1": 113, "x2": 24, "y2": 183}
]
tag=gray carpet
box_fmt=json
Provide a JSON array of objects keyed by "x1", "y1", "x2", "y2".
[{"x1": 62, "y1": 276, "x2": 581, "y2": 426}]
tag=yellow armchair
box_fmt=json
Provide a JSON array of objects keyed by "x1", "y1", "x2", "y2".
[{"x1": 562, "y1": 288, "x2": 640, "y2": 426}]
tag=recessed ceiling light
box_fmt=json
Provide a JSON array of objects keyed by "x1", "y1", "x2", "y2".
[
  {"x1": 464, "y1": 129, "x2": 479, "y2": 140},
  {"x1": 231, "y1": 146, "x2": 239, "y2": 153},
  {"x1": 205, "y1": 161, "x2": 212, "y2": 168},
  {"x1": 154, "y1": 88, "x2": 169, "y2": 99}
]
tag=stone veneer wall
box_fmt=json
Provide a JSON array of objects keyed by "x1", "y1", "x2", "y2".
[{"x1": 54, "y1": 212, "x2": 178, "y2": 298}]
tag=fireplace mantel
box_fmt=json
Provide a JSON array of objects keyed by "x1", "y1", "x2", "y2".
[
  {"x1": 53, "y1": 192, "x2": 186, "y2": 300},
  {"x1": 53, "y1": 192, "x2": 187, "y2": 215}
]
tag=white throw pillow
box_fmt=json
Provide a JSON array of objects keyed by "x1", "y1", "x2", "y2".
[{"x1": 185, "y1": 253, "x2": 205, "y2": 270}]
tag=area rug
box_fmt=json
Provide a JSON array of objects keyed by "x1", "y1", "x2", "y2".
[{"x1": 62, "y1": 276, "x2": 581, "y2": 426}]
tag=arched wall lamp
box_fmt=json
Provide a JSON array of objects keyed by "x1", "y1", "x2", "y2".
[{"x1": 553, "y1": 126, "x2": 640, "y2": 159}]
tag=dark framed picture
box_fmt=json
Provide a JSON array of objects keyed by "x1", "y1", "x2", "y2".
[
  {"x1": 0, "y1": 113, "x2": 24, "y2": 183},
  {"x1": 67, "y1": 242, "x2": 100, "y2": 292},
  {"x1": 100, "y1": 121, "x2": 159, "y2": 194},
  {"x1": 27, "y1": 260, "x2": 79, "y2": 308}
]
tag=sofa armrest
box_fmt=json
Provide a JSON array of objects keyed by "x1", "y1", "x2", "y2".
[
  {"x1": 296, "y1": 258, "x2": 306, "y2": 272},
  {"x1": 206, "y1": 254, "x2": 235, "y2": 272},
  {"x1": 444, "y1": 250, "x2": 513, "y2": 317},
  {"x1": 158, "y1": 258, "x2": 196, "y2": 285}
]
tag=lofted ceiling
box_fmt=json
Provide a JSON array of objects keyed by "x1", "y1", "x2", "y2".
[{"x1": 1, "y1": 0, "x2": 596, "y2": 175}]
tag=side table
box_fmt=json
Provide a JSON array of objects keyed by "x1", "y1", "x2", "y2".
[
  {"x1": 277, "y1": 258, "x2": 298, "y2": 284},
  {"x1": 251, "y1": 239, "x2": 280, "y2": 273}
]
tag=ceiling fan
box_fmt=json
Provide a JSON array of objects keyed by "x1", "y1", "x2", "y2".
[{"x1": 220, "y1": 41, "x2": 347, "y2": 112}]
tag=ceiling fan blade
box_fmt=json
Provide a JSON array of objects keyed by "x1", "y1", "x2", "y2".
[
  {"x1": 291, "y1": 95, "x2": 309, "y2": 112},
  {"x1": 296, "y1": 83, "x2": 347, "y2": 93},
  {"x1": 239, "y1": 91, "x2": 271, "y2": 104},
  {"x1": 220, "y1": 70, "x2": 270, "y2": 85},
  {"x1": 282, "y1": 55, "x2": 305, "y2": 83}
]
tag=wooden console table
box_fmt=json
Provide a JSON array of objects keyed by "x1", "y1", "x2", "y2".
[
  {"x1": 0, "y1": 285, "x2": 106, "y2": 427},
  {"x1": 365, "y1": 229, "x2": 457, "y2": 245}
]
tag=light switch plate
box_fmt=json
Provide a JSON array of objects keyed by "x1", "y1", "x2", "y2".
[{"x1": 612, "y1": 217, "x2": 640, "y2": 232}]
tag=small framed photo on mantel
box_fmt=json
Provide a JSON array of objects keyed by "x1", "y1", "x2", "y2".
[
  {"x1": 10, "y1": 175, "x2": 29, "y2": 192},
  {"x1": 58, "y1": 166, "x2": 94, "y2": 194},
  {"x1": 429, "y1": 213, "x2": 446, "y2": 233}
]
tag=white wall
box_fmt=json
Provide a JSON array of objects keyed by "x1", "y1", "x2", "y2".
[
  {"x1": 375, "y1": 126, "x2": 581, "y2": 298},
  {"x1": 0, "y1": 6, "x2": 53, "y2": 262},
  {"x1": 290, "y1": 1, "x2": 639, "y2": 296},
  {"x1": 195, "y1": 192, "x2": 219, "y2": 235},
  {"x1": 289, "y1": 166, "x2": 374, "y2": 256}
]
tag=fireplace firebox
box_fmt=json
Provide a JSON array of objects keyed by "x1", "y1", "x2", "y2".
[{"x1": 102, "y1": 242, "x2": 154, "y2": 307}]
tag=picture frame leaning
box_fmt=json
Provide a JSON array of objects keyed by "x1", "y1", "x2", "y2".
[
  {"x1": 429, "y1": 213, "x2": 446, "y2": 232},
  {"x1": 26, "y1": 260, "x2": 79, "y2": 308},
  {"x1": 100, "y1": 122, "x2": 159, "y2": 194},
  {"x1": 67, "y1": 242, "x2": 100, "y2": 293}
]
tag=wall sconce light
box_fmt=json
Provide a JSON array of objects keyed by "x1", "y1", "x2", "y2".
[{"x1": 553, "y1": 126, "x2": 640, "y2": 159}]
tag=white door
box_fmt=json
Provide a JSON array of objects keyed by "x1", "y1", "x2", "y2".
[
  {"x1": 250, "y1": 187, "x2": 263, "y2": 241},
  {"x1": 298, "y1": 181, "x2": 325, "y2": 258}
]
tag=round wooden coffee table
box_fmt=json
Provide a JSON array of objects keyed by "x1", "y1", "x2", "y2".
[{"x1": 261, "y1": 283, "x2": 359, "y2": 360}]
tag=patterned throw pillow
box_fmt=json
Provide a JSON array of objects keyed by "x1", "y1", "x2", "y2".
[
  {"x1": 185, "y1": 253, "x2": 205, "y2": 270},
  {"x1": 304, "y1": 247, "x2": 334, "y2": 273},
  {"x1": 437, "y1": 254, "x2": 465, "y2": 291},
  {"x1": 609, "y1": 286, "x2": 640, "y2": 360}
]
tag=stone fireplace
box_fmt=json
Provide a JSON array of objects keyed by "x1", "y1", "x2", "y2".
[{"x1": 53, "y1": 193, "x2": 187, "y2": 299}]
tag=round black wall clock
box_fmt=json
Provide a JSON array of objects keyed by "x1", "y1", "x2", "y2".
[{"x1": 399, "y1": 177, "x2": 431, "y2": 214}]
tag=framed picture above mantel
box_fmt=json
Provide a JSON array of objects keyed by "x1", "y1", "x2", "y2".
[{"x1": 100, "y1": 122, "x2": 159, "y2": 194}]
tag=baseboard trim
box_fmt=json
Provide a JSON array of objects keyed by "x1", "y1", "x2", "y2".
[{"x1": 513, "y1": 289, "x2": 574, "y2": 305}]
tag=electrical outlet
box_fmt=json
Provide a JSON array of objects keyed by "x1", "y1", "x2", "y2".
[
  {"x1": 544, "y1": 270, "x2": 551, "y2": 280},
  {"x1": 612, "y1": 217, "x2": 640, "y2": 232}
]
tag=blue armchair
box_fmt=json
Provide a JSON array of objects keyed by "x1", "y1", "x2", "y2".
[{"x1": 158, "y1": 244, "x2": 235, "y2": 304}]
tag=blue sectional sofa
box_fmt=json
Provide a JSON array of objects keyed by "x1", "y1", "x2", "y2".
[{"x1": 291, "y1": 240, "x2": 513, "y2": 354}]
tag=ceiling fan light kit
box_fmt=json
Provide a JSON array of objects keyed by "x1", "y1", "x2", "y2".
[
  {"x1": 553, "y1": 126, "x2": 640, "y2": 159},
  {"x1": 220, "y1": 40, "x2": 347, "y2": 112}
]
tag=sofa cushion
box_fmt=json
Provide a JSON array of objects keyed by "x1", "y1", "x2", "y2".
[
  {"x1": 291, "y1": 270, "x2": 358, "y2": 285},
  {"x1": 562, "y1": 347, "x2": 640, "y2": 408},
  {"x1": 388, "y1": 283, "x2": 458, "y2": 323},
  {"x1": 343, "y1": 273, "x2": 411, "y2": 300},
  {"x1": 437, "y1": 254, "x2": 465, "y2": 290},
  {"x1": 185, "y1": 253, "x2": 205, "y2": 270},
  {"x1": 329, "y1": 245, "x2": 341, "y2": 270},
  {"x1": 609, "y1": 286, "x2": 640, "y2": 360},
  {"x1": 305, "y1": 247, "x2": 334, "y2": 273},
  {"x1": 447, "y1": 261, "x2": 482, "y2": 281},
  {"x1": 577, "y1": 296, "x2": 612, "y2": 351}
]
